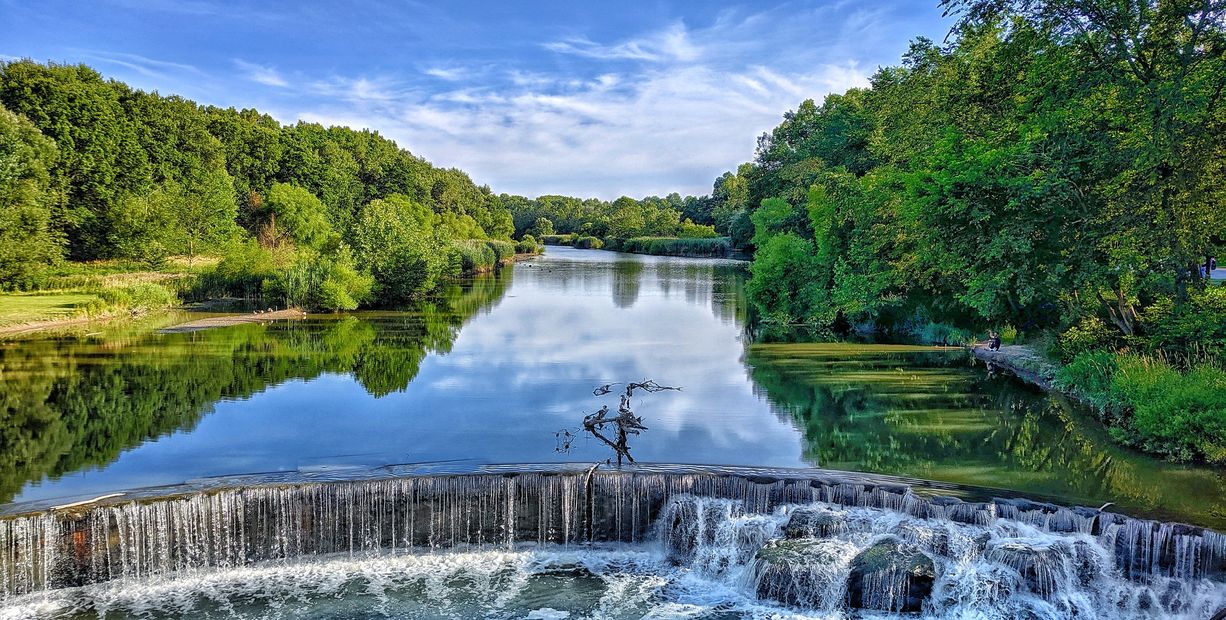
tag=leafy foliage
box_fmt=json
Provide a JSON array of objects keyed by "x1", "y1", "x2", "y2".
[{"x1": 0, "y1": 104, "x2": 61, "y2": 286}]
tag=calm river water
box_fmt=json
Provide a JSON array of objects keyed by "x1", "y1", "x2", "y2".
[{"x1": 2, "y1": 247, "x2": 1224, "y2": 527}]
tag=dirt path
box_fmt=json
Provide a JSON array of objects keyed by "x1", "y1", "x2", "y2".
[
  {"x1": 0, "y1": 316, "x2": 101, "y2": 337},
  {"x1": 157, "y1": 308, "x2": 307, "y2": 333}
]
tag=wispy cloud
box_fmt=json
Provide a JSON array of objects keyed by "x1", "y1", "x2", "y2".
[
  {"x1": 86, "y1": 51, "x2": 201, "y2": 79},
  {"x1": 544, "y1": 23, "x2": 700, "y2": 63},
  {"x1": 6, "y1": 0, "x2": 947, "y2": 198},
  {"x1": 234, "y1": 59, "x2": 288, "y2": 87},
  {"x1": 423, "y1": 66, "x2": 467, "y2": 81},
  {"x1": 291, "y1": 9, "x2": 879, "y2": 198}
]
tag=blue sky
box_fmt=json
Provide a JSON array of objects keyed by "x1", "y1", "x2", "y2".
[{"x1": 1, "y1": 0, "x2": 952, "y2": 198}]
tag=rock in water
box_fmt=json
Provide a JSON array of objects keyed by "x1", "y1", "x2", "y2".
[
  {"x1": 783, "y1": 507, "x2": 846, "y2": 539},
  {"x1": 984, "y1": 538, "x2": 1104, "y2": 599},
  {"x1": 846, "y1": 537, "x2": 936, "y2": 613},
  {"x1": 751, "y1": 538, "x2": 858, "y2": 609}
]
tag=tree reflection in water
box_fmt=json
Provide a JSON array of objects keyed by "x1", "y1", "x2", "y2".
[{"x1": 0, "y1": 269, "x2": 511, "y2": 504}]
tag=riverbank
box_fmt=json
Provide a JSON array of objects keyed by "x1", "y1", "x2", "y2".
[
  {"x1": 157, "y1": 308, "x2": 307, "y2": 333},
  {"x1": 972, "y1": 344, "x2": 1064, "y2": 392},
  {"x1": 972, "y1": 343, "x2": 1226, "y2": 466},
  {"x1": 0, "y1": 250, "x2": 536, "y2": 338}
]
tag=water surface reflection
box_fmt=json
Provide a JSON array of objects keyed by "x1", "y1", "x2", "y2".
[{"x1": 0, "y1": 247, "x2": 1223, "y2": 528}]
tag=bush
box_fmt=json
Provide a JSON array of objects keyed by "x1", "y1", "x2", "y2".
[
  {"x1": 1113, "y1": 356, "x2": 1226, "y2": 463},
  {"x1": 515, "y1": 234, "x2": 543, "y2": 254},
  {"x1": 85, "y1": 282, "x2": 179, "y2": 315},
  {"x1": 1138, "y1": 287, "x2": 1226, "y2": 365},
  {"x1": 539, "y1": 234, "x2": 572, "y2": 246},
  {"x1": 193, "y1": 241, "x2": 287, "y2": 300},
  {"x1": 268, "y1": 248, "x2": 371, "y2": 312},
  {"x1": 1053, "y1": 315, "x2": 1117, "y2": 363},
  {"x1": 484, "y1": 239, "x2": 516, "y2": 262},
  {"x1": 619, "y1": 236, "x2": 731, "y2": 257},
  {"x1": 1054, "y1": 350, "x2": 1118, "y2": 411}
]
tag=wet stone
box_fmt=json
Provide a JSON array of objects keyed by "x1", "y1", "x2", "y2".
[
  {"x1": 846, "y1": 537, "x2": 936, "y2": 613},
  {"x1": 984, "y1": 539, "x2": 1080, "y2": 599},
  {"x1": 751, "y1": 538, "x2": 857, "y2": 609},
  {"x1": 783, "y1": 507, "x2": 846, "y2": 540},
  {"x1": 893, "y1": 521, "x2": 951, "y2": 557}
]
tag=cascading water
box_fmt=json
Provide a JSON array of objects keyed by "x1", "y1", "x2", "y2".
[{"x1": 0, "y1": 465, "x2": 1222, "y2": 619}]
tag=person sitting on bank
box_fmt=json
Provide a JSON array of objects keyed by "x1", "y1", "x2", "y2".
[{"x1": 988, "y1": 331, "x2": 1002, "y2": 351}]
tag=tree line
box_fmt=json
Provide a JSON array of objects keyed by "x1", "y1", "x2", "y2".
[
  {"x1": 700, "y1": 0, "x2": 1225, "y2": 464},
  {"x1": 696, "y1": 0, "x2": 1224, "y2": 366},
  {"x1": 0, "y1": 60, "x2": 723, "y2": 308}
]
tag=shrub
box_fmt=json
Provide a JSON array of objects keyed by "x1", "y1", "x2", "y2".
[
  {"x1": 1053, "y1": 315, "x2": 1116, "y2": 363},
  {"x1": 1056, "y1": 351, "x2": 1226, "y2": 463},
  {"x1": 1054, "y1": 350, "x2": 1118, "y2": 411},
  {"x1": 515, "y1": 234, "x2": 543, "y2": 254},
  {"x1": 193, "y1": 241, "x2": 286, "y2": 300},
  {"x1": 484, "y1": 239, "x2": 516, "y2": 262},
  {"x1": 268, "y1": 248, "x2": 371, "y2": 312},
  {"x1": 1138, "y1": 287, "x2": 1226, "y2": 365},
  {"x1": 539, "y1": 234, "x2": 572, "y2": 246},
  {"x1": 1113, "y1": 356, "x2": 1226, "y2": 463},
  {"x1": 85, "y1": 282, "x2": 179, "y2": 315}
]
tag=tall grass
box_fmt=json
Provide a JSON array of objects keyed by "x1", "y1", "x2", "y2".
[
  {"x1": 451, "y1": 239, "x2": 519, "y2": 273},
  {"x1": 1057, "y1": 351, "x2": 1226, "y2": 463},
  {"x1": 617, "y1": 236, "x2": 731, "y2": 257}
]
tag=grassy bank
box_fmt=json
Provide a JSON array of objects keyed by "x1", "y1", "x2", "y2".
[
  {"x1": 1055, "y1": 352, "x2": 1226, "y2": 464},
  {"x1": 0, "y1": 259, "x2": 204, "y2": 332}
]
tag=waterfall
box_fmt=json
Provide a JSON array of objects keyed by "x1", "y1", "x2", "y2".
[{"x1": 1, "y1": 465, "x2": 1223, "y2": 618}]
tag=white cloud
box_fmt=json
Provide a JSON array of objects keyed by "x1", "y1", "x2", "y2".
[
  {"x1": 234, "y1": 59, "x2": 288, "y2": 87},
  {"x1": 87, "y1": 51, "x2": 201, "y2": 80},
  {"x1": 423, "y1": 66, "x2": 466, "y2": 81},
  {"x1": 544, "y1": 22, "x2": 700, "y2": 63},
  {"x1": 297, "y1": 60, "x2": 868, "y2": 198},
  {"x1": 279, "y1": 6, "x2": 896, "y2": 198}
]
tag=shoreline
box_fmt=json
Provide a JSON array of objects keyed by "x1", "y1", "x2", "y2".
[
  {"x1": 157, "y1": 308, "x2": 307, "y2": 333},
  {"x1": 970, "y1": 343, "x2": 1096, "y2": 407}
]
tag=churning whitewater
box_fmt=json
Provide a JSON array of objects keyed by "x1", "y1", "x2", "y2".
[{"x1": 2, "y1": 486, "x2": 1224, "y2": 619}]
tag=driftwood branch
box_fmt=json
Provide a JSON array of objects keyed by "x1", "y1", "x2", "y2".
[{"x1": 555, "y1": 380, "x2": 680, "y2": 466}]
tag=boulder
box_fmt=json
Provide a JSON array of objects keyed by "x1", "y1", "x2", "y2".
[
  {"x1": 846, "y1": 537, "x2": 936, "y2": 613},
  {"x1": 985, "y1": 539, "x2": 1087, "y2": 599},
  {"x1": 751, "y1": 538, "x2": 858, "y2": 609},
  {"x1": 783, "y1": 507, "x2": 846, "y2": 539}
]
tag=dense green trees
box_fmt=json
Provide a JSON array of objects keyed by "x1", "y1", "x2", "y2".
[
  {"x1": 0, "y1": 60, "x2": 532, "y2": 309},
  {"x1": 503, "y1": 192, "x2": 718, "y2": 242},
  {"x1": 714, "y1": 1, "x2": 1224, "y2": 362},
  {"x1": 0, "y1": 105, "x2": 61, "y2": 285}
]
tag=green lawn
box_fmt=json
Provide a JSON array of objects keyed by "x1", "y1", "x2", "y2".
[{"x1": 0, "y1": 292, "x2": 98, "y2": 327}]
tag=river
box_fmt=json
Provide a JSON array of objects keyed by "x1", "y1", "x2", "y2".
[{"x1": 1, "y1": 246, "x2": 1223, "y2": 528}]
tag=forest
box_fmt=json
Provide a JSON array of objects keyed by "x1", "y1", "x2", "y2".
[{"x1": 0, "y1": 60, "x2": 717, "y2": 310}]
